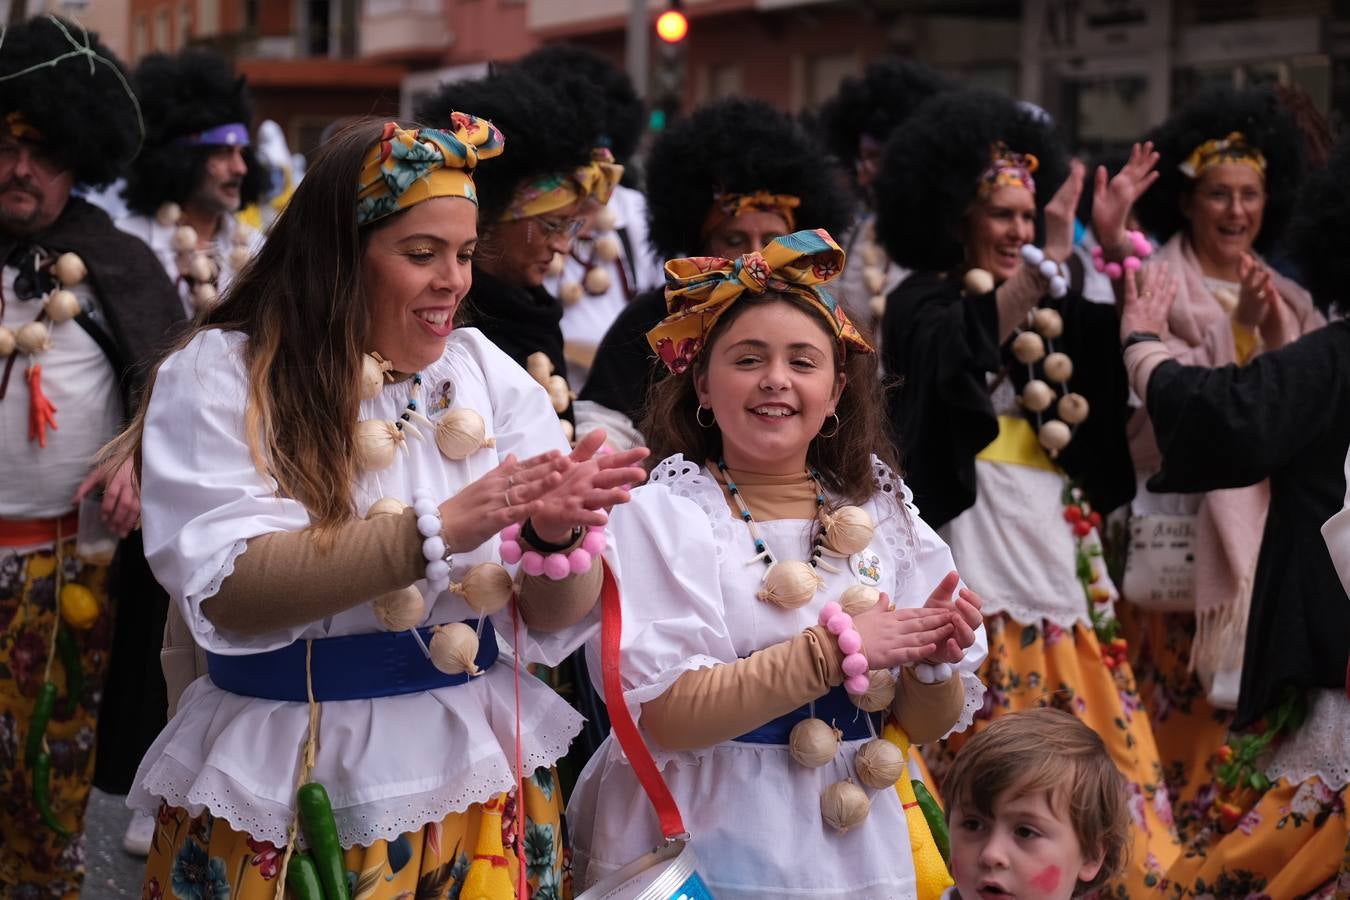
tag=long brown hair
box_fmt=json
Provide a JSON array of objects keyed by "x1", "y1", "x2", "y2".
[
  {"x1": 104, "y1": 118, "x2": 407, "y2": 532},
  {"x1": 640, "y1": 293, "x2": 899, "y2": 505}
]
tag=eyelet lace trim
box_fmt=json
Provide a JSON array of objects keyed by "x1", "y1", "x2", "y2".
[
  {"x1": 1265, "y1": 689, "x2": 1350, "y2": 791},
  {"x1": 650, "y1": 454, "x2": 733, "y2": 564},
  {"x1": 187, "y1": 539, "x2": 251, "y2": 646},
  {"x1": 131, "y1": 702, "x2": 582, "y2": 848}
]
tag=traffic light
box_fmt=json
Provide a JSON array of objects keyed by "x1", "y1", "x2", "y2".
[{"x1": 656, "y1": 8, "x2": 688, "y2": 44}]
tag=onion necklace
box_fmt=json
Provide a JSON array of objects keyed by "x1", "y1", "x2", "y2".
[
  {"x1": 715, "y1": 458, "x2": 907, "y2": 832},
  {"x1": 154, "y1": 202, "x2": 254, "y2": 313},
  {"x1": 0, "y1": 250, "x2": 89, "y2": 448},
  {"x1": 548, "y1": 205, "x2": 627, "y2": 306},
  {"x1": 354, "y1": 351, "x2": 514, "y2": 676}
]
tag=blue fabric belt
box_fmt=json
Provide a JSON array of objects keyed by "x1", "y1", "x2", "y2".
[
  {"x1": 733, "y1": 684, "x2": 883, "y2": 744},
  {"x1": 206, "y1": 619, "x2": 498, "y2": 702}
]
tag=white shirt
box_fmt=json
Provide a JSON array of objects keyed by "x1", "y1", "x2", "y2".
[
  {"x1": 129, "y1": 327, "x2": 591, "y2": 848},
  {"x1": 0, "y1": 263, "x2": 119, "y2": 519},
  {"x1": 116, "y1": 212, "x2": 261, "y2": 317},
  {"x1": 567, "y1": 455, "x2": 986, "y2": 899},
  {"x1": 546, "y1": 184, "x2": 665, "y2": 388}
]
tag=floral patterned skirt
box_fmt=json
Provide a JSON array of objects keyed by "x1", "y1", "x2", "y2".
[
  {"x1": 142, "y1": 766, "x2": 572, "y2": 900},
  {"x1": 1163, "y1": 776, "x2": 1350, "y2": 898},
  {"x1": 923, "y1": 612, "x2": 1181, "y2": 896},
  {"x1": 0, "y1": 538, "x2": 113, "y2": 900},
  {"x1": 1119, "y1": 604, "x2": 1234, "y2": 842}
]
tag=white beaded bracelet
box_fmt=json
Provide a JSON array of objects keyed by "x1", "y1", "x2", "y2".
[
  {"x1": 412, "y1": 489, "x2": 451, "y2": 595},
  {"x1": 912, "y1": 661, "x2": 954, "y2": 685}
]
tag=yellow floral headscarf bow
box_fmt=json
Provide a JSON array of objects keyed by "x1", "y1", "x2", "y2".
[
  {"x1": 1179, "y1": 131, "x2": 1267, "y2": 179},
  {"x1": 356, "y1": 113, "x2": 504, "y2": 226},
  {"x1": 500, "y1": 146, "x2": 624, "y2": 221},
  {"x1": 647, "y1": 228, "x2": 873, "y2": 374},
  {"x1": 979, "y1": 141, "x2": 1039, "y2": 197}
]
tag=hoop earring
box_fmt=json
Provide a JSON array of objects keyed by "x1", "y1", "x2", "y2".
[
  {"x1": 818, "y1": 412, "x2": 840, "y2": 438},
  {"x1": 696, "y1": 405, "x2": 716, "y2": 428}
]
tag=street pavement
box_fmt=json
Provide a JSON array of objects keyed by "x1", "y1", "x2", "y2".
[{"x1": 81, "y1": 788, "x2": 145, "y2": 897}]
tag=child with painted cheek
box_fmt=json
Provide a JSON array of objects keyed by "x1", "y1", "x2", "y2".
[{"x1": 941, "y1": 708, "x2": 1131, "y2": 900}]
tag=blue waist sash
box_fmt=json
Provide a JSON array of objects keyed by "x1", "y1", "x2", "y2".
[
  {"x1": 206, "y1": 619, "x2": 498, "y2": 702},
  {"x1": 733, "y1": 683, "x2": 883, "y2": 744}
]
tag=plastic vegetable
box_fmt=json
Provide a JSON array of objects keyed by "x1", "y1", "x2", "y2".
[
  {"x1": 24, "y1": 681, "x2": 57, "y2": 767},
  {"x1": 285, "y1": 853, "x2": 324, "y2": 900},
  {"x1": 297, "y1": 782, "x2": 349, "y2": 900},
  {"x1": 33, "y1": 751, "x2": 70, "y2": 836}
]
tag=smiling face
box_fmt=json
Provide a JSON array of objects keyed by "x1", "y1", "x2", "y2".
[
  {"x1": 964, "y1": 185, "x2": 1037, "y2": 282},
  {"x1": 363, "y1": 196, "x2": 478, "y2": 373},
  {"x1": 949, "y1": 786, "x2": 1105, "y2": 900},
  {"x1": 693, "y1": 299, "x2": 844, "y2": 475},
  {"x1": 476, "y1": 197, "x2": 587, "y2": 289},
  {"x1": 1182, "y1": 161, "x2": 1266, "y2": 278},
  {"x1": 190, "y1": 145, "x2": 250, "y2": 216}
]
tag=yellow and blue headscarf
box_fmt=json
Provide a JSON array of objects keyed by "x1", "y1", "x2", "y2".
[
  {"x1": 978, "y1": 141, "x2": 1039, "y2": 198},
  {"x1": 356, "y1": 112, "x2": 504, "y2": 226},
  {"x1": 500, "y1": 146, "x2": 623, "y2": 221},
  {"x1": 647, "y1": 228, "x2": 873, "y2": 374}
]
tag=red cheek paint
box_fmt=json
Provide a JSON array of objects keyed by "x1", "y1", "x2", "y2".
[{"x1": 1030, "y1": 865, "x2": 1061, "y2": 893}]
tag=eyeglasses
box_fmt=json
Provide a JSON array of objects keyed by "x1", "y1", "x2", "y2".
[
  {"x1": 0, "y1": 139, "x2": 67, "y2": 183},
  {"x1": 533, "y1": 214, "x2": 586, "y2": 242}
]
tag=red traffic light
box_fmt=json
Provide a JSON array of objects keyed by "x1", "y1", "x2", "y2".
[{"x1": 656, "y1": 9, "x2": 688, "y2": 43}]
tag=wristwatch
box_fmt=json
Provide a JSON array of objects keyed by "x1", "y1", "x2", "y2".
[{"x1": 1122, "y1": 331, "x2": 1162, "y2": 351}]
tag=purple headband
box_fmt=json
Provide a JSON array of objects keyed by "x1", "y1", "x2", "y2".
[{"x1": 175, "y1": 122, "x2": 251, "y2": 148}]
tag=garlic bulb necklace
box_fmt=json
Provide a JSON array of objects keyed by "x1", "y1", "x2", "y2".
[
  {"x1": 551, "y1": 205, "x2": 627, "y2": 307},
  {"x1": 1008, "y1": 304, "x2": 1089, "y2": 458},
  {"x1": 0, "y1": 249, "x2": 89, "y2": 447},
  {"x1": 154, "y1": 202, "x2": 253, "y2": 313}
]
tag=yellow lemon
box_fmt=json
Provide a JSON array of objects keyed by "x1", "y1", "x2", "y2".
[{"x1": 60, "y1": 584, "x2": 99, "y2": 630}]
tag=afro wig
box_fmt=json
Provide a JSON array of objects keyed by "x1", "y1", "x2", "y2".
[
  {"x1": 1286, "y1": 136, "x2": 1350, "y2": 316},
  {"x1": 122, "y1": 49, "x2": 268, "y2": 216},
  {"x1": 816, "y1": 56, "x2": 956, "y2": 174},
  {"x1": 874, "y1": 89, "x2": 1068, "y2": 272},
  {"x1": 0, "y1": 15, "x2": 141, "y2": 186},
  {"x1": 1135, "y1": 86, "x2": 1303, "y2": 254},
  {"x1": 510, "y1": 45, "x2": 645, "y2": 165},
  {"x1": 644, "y1": 97, "x2": 852, "y2": 260},
  {"x1": 415, "y1": 68, "x2": 595, "y2": 225}
]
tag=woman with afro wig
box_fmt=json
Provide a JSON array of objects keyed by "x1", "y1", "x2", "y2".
[
  {"x1": 1118, "y1": 87, "x2": 1325, "y2": 840},
  {"x1": 873, "y1": 88, "x2": 1182, "y2": 893},
  {"x1": 1118, "y1": 138, "x2": 1350, "y2": 897},
  {"x1": 577, "y1": 96, "x2": 852, "y2": 449}
]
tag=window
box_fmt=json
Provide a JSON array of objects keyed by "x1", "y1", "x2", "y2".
[
  {"x1": 154, "y1": 8, "x2": 170, "y2": 51},
  {"x1": 133, "y1": 15, "x2": 148, "y2": 59},
  {"x1": 179, "y1": 2, "x2": 193, "y2": 45}
]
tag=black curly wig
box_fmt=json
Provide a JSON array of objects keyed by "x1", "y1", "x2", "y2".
[
  {"x1": 0, "y1": 15, "x2": 141, "y2": 186},
  {"x1": 817, "y1": 56, "x2": 955, "y2": 175},
  {"x1": 121, "y1": 49, "x2": 267, "y2": 216},
  {"x1": 415, "y1": 68, "x2": 595, "y2": 225},
  {"x1": 874, "y1": 90, "x2": 1069, "y2": 273},
  {"x1": 1286, "y1": 137, "x2": 1350, "y2": 316},
  {"x1": 1134, "y1": 86, "x2": 1303, "y2": 254},
  {"x1": 510, "y1": 45, "x2": 645, "y2": 165},
  {"x1": 644, "y1": 97, "x2": 852, "y2": 260}
]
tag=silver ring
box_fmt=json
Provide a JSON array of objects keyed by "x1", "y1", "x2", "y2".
[{"x1": 503, "y1": 489, "x2": 512, "y2": 508}]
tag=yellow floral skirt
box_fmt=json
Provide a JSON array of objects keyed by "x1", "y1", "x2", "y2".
[
  {"x1": 142, "y1": 766, "x2": 572, "y2": 900},
  {"x1": 1119, "y1": 604, "x2": 1234, "y2": 842},
  {"x1": 0, "y1": 538, "x2": 113, "y2": 900},
  {"x1": 1163, "y1": 776, "x2": 1350, "y2": 898},
  {"x1": 923, "y1": 612, "x2": 1181, "y2": 895}
]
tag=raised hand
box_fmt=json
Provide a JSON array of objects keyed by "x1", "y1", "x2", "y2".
[
  {"x1": 1092, "y1": 141, "x2": 1160, "y2": 254},
  {"x1": 437, "y1": 449, "x2": 568, "y2": 553},
  {"x1": 1120, "y1": 260, "x2": 1178, "y2": 341},
  {"x1": 1043, "y1": 158, "x2": 1087, "y2": 262},
  {"x1": 1235, "y1": 252, "x2": 1275, "y2": 331},
  {"x1": 852, "y1": 592, "x2": 957, "y2": 670}
]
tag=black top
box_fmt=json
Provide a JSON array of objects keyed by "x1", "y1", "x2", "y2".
[
  {"x1": 578, "y1": 286, "x2": 666, "y2": 426},
  {"x1": 465, "y1": 267, "x2": 574, "y2": 423},
  {"x1": 1145, "y1": 319, "x2": 1350, "y2": 728},
  {"x1": 881, "y1": 272, "x2": 1135, "y2": 529}
]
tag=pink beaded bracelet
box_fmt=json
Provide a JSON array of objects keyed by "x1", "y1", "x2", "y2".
[
  {"x1": 499, "y1": 521, "x2": 606, "y2": 580},
  {"x1": 818, "y1": 601, "x2": 871, "y2": 695},
  {"x1": 1091, "y1": 229, "x2": 1153, "y2": 280}
]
